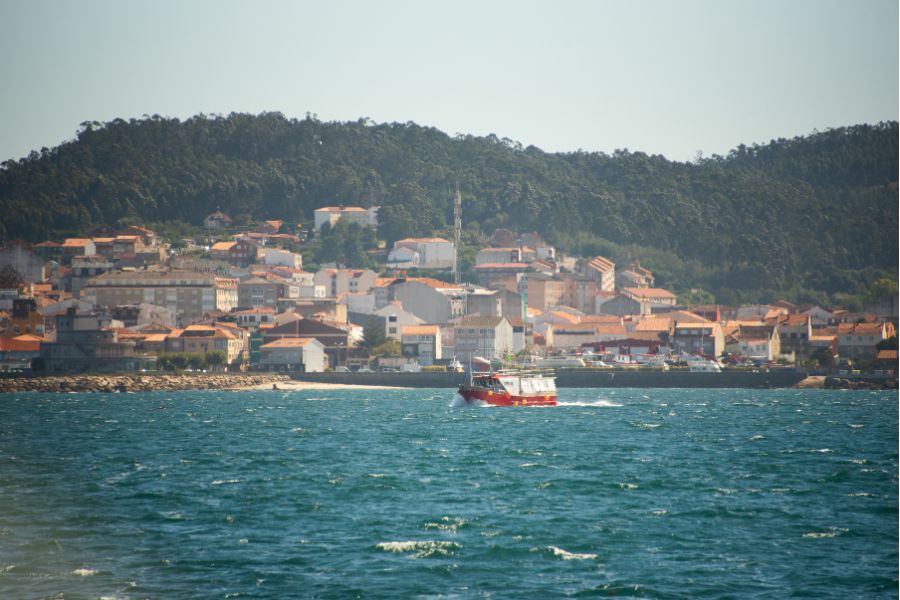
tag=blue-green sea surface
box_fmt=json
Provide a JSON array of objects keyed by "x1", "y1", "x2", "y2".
[{"x1": 0, "y1": 388, "x2": 896, "y2": 599}]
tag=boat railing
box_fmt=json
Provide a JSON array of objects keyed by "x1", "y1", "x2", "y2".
[{"x1": 472, "y1": 368, "x2": 556, "y2": 377}]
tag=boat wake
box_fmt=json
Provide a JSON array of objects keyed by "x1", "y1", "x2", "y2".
[
  {"x1": 557, "y1": 399, "x2": 622, "y2": 408},
  {"x1": 449, "y1": 393, "x2": 489, "y2": 408}
]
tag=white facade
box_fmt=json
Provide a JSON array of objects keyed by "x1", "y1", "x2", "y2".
[
  {"x1": 259, "y1": 337, "x2": 326, "y2": 372},
  {"x1": 313, "y1": 206, "x2": 379, "y2": 234},
  {"x1": 262, "y1": 248, "x2": 303, "y2": 269},
  {"x1": 374, "y1": 302, "x2": 423, "y2": 340},
  {"x1": 453, "y1": 316, "x2": 514, "y2": 362},
  {"x1": 314, "y1": 269, "x2": 377, "y2": 297},
  {"x1": 392, "y1": 238, "x2": 455, "y2": 269},
  {"x1": 386, "y1": 246, "x2": 420, "y2": 268}
]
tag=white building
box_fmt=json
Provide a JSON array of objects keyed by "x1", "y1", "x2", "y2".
[
  {"x1": 258, "y1": 337, "x2": 326, "y2": 372},
  {"x1": 385, "y1": 246, "x2": 420, "y2": 269},
  {"x1": 453, "y1": 316, "x2": 514, "y2": 362},
  {"x1": 374, "y1": 301, "x2": 423, "y2": 340},
  {"x1": 313, "y1": 206, "x2": 379, "y2": 234},
  {"x1": 389, "y1": 238, "x2": 455, "y2": 269},
  {"x1": 314, "y1": 269, "x2": 378, "y2": 297},
  {"x1": 261, "y1": 248, "x2": 303, "y2": 269},
  {"x1": 401, "y1": 325, "x2": 442, "y2": 366}
]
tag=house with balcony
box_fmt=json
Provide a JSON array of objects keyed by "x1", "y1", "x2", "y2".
[
  {"x1": 453, "y1": 316, "x2": 513, "y2": 362},
  {"x1": 672, "y1": 322, "x2": 724, "y2": 358},
  {"x1": 401, "y1": 325, "x2": 442, "y2": 366}
]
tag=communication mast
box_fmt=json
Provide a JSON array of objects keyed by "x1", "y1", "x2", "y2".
[{"x1": 453, "y1": 183, "x2": 462, "y2": 284}]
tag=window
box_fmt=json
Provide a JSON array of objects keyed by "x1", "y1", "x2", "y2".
[
  {"x1": 389, "y1": 327, "x2": 397, "y2": 335},
  {"x1": 388, "y1": 315, "x2": 398, "y2": 323}
]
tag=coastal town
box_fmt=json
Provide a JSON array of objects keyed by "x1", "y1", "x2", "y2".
[{"x1": 0, "y1": 203, "x2": 896, "y2": 385}]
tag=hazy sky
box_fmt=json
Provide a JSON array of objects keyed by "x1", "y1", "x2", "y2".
[{"x1": 1, "y1": 0, "x2": 897, "y2": 162}]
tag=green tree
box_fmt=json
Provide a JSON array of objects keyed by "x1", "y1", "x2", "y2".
[
  {"x1": 359, "y1": 317, "x2": 386, "y2": 350},
  {"x1": 206, "y1": 350, "x2": 227, "y2": 371},
  {"x1": 810, "y1": 346, "x2": 835, "y2": 368}
]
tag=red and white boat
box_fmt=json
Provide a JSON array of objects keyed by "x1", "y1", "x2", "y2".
[{"x1": 457, "y1": 370, "x2": 557, "y2": 406}]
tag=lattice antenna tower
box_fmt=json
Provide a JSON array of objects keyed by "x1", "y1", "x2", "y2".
[{"x1": 453, "y1": 182, "x2": 462, "y2": 284}]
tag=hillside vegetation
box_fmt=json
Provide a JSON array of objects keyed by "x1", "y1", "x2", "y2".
[{"x1": 0, "y1": 113, "x2": 896, "y2": 304}]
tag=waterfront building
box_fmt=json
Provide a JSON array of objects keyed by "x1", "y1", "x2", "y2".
[
  {"x1": 400, "y1": 325, "x2": 442, "y2": 366},
  {"x1": 262, "y1": 317, "x2": 350, "y2": 367},
  {"x1": 671, "y1": 322, "x2": 725, "y2": 358},
  {"x1": 258, "y1": 337, "x2": 326, "y2": 372},
  {"x1": 39, "y1": 308, "x2": 156, "y2": 373},
  {"x1": 453, "y1": 316, "x2": 513, "y2": 362}
]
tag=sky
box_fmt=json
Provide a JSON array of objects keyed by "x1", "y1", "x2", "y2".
[{"x1": 1, "y1": 0, "x2": 897, "y2": 163}]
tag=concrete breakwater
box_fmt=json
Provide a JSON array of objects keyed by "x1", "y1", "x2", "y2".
[
  {"x1": 0, "y1": 373, "x2": 291, "y2": 394},
  {"x1": 287, "y1": 368, "x2": 810, "y2": 389}
]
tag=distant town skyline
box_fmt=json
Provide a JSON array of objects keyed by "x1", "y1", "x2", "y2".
[{"x1": 1, "y1": 0, "x2": 897, "y2": 163}]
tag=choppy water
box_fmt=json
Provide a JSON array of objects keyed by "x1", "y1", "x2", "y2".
[{"x1": 0, "y1": 388, "x2": 896, "y2": 599}]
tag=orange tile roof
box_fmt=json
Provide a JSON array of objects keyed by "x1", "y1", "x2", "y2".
[
  {"x1": 623, "y1": 287, "x2": 676, "y2": 299},
  {"x1": 0, "y1": 338, "x2": 41, "y2": 352},
  {"x1": 401, "y1": 325, "x2": 440, "y2": 336},
  {"x1": 62, "y1": 238, "x2": 92, "y2": 247},
  {"x1": 211, "y1": 241, "x2": 237, "y2": 251},
  {"x1": 634, "y1": 317, "x2": 671, "y2": 331},
  {"x1": 260, "y1": 337, "x2": 317, "y2": 348},
  {"x1": 587, "y1": 256, "x2": 614, "y2": 272},
  {"x1": 473, "y1": 262, "x2": 530, "y2": 270},
  {"x1": 549, "y1": 311, "x2": 580, "y2": 324}
]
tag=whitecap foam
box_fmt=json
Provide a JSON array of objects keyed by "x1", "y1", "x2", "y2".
[
  {"x1": 423, "y1": 517, "x2": 467, "y2": 532},
  {"x1": 650, "y1": 509, "x2": 668, "y2": 517},
  {"x1": 72, "y1": 568, "x2": 97, "y2": 576},
  {"x1": 375, "y1": 540, "x2": 461, "y2": 558},
  {"x1": 802, "y1": 527, "x2": 848, "y2": 539},
  {"x1": 211, "y1": 479, "x2": 241, "y2": 486},
  {"x1": 544, "y1": 545, "x2": 598, "y2": 560},
  {"x1": 749, "y1": 435, "x2": 765, "y2": 441},
  {"x1": 619, "y1": 483, "x2": 638, "y2": 490}
]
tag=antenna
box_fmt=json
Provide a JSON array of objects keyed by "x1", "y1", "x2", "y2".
[{"x1": 453, "y1": 182, "x2": 462, "y2": 285}]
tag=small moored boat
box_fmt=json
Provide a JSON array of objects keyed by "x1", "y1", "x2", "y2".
[{"x1": 457, "y1": 370, "x2": 557, "y2": 406}]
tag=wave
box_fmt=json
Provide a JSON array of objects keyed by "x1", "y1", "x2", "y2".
[
  {"x1": 533, "y1": 545, "x2": 598, "y2": 560},
  {"x1": 211, "y1": 479, "x2": 241, "y2": 486},
  {"x1": 375, "y1": 540, "x2": 461, "y2": 558},
  {"x1": 802, "y1": 527, "x2": 848, "y2": 539},
  {"x1": 72, "y1": 568, "x2": 97, "y2": 576}
]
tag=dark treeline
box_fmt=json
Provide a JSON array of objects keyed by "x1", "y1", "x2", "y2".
[{"x1": 0, "y1": 113, "x2": 896, "y2": 305}]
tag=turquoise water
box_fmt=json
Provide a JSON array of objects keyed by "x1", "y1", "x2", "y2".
[{"x1": 0, "y1": 388, "x2": 896, "y2": 599}]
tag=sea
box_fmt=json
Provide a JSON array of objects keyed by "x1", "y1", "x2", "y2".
[{"x1": 0, "y1": 388, "x2": 896, "y2": 599}]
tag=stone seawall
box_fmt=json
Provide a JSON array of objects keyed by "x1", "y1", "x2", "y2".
[
  {"x1": 287, "y1": 369, "x2": 810, "y2": 389},
  {"x1": 0, "y1": 373, "x2": 291, "y2": 394}
]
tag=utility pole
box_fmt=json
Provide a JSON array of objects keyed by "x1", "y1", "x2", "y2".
[{"x1": 453, "y1": 182, "x2": 462, "y2": 285}]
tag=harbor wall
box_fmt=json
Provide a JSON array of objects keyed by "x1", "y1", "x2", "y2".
[{"x1": 287, "y1": 369, "x2": 809, "y2": 389}]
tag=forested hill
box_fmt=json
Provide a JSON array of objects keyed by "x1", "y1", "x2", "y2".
[{"x1": 0, "y1": 114, "x2": 896, "y2": 304}]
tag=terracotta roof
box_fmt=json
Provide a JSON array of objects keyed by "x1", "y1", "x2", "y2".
[
  {"x1": 634, "y1": 317, "x2": 671, "y2": 332},
  {"x1": 549, "y1": 311, "x2": 580, "y2": 324},
  {"x1": 580, "y1": 314, "x2": 622, "y2": 324},
  {"x1": 623, "y1": 287, "x2": 676, "y2": 300},
  {"x1": 33, "y1": 241, "x2": 61, "y2": 248},
  {"x1": 586, "y1": 256, "x2": 615, "y2": 272},
  {"x1": 401, "y1": 325, "x2": 440, "y2": 336},
  {"x1": 593, "y1": 324, "x2": 628, "y2": 335},
  {"x1": 473, "y1": 262, "x2": 530, "y2": 270},
  {"x1": 876, "y1": 350, "x2": 898, "y2": 360},
  {"x1": 315, "y1": 206, "x2": 368, "y2": 212},
  {"x1": 0, "y1": 338, "x2": 40, "y2": 352},
  {"x1": 62, "y1": 238, "x2": 92, "y2": 247},
  {"x1": 395, "y1": 237, "x2": 452, "y2": 244},
  {"x1": 211, "y1": 241, "x2": 236, "y2": 251},
  {"x1": 260, "y1": 337, "x2": 318, "y2": 348}
]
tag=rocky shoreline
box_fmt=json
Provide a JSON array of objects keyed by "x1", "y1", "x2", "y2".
[{"x1": 0, "y1": 373, "x2": 292, "y2": 394}]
